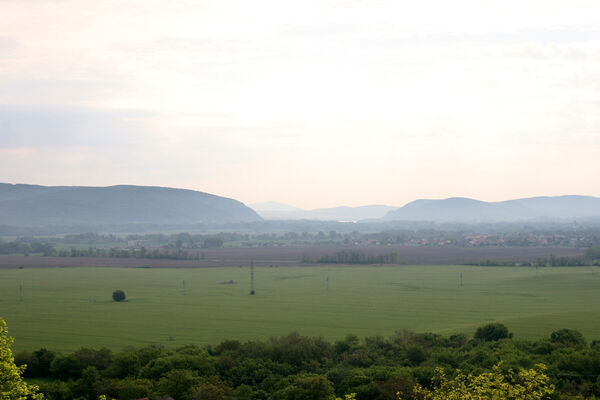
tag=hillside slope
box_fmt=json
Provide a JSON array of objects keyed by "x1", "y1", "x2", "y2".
[
  {"x1": 0, "y1": 184, "x2": 261, "y2": 226},
  {"x1": 383, "y1": 195, "x2": 600, "y2": 222}
]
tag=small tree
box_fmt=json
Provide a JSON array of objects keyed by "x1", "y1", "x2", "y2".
[
  {"x1": 474, "y1": 323, "x2": 512, "y2": 341},
  {"x1": 112, "y1": 290, "x2": 126, "y2": 302},
  {"x1": 550, "y1": 329, "x2": 586, "y2": 346},
  {"x1": 0, "y1": 317, "x2": 44, "y2": 399},
  {"x1": 399, "y1": 363, "x2": 554, "y2": 400}
]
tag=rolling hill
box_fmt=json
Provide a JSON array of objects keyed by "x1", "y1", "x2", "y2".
[
  {"x1": 0, "y1": 183, "x2": 261, "y2": 226},
  {"x1": 383, "y1": 195, "x2": 600, "y2": 222}
]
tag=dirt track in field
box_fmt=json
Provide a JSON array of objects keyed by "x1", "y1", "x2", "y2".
[{"x1": 0, "y1": 245, "x2": 586, "y2": 269}]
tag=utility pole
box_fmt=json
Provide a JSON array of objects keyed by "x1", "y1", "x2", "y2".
[
  {"x1": 326, "y1": 275, "x2": 330, "y2": 291},
  {"x1": 460, "y1": 272, "x2": 463, "y2": 287},
  {"x1": 19, "y1": 282, "x2": 23, "y2": 301},
  {"x1": 250, "y1": 260, "x2": 255, "y2": 295}
]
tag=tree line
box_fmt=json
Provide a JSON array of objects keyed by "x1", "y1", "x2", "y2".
[
  {"x1": 10, "y1": 323, "x2": 600, "y2": 400},
  {"x1": 472, "y1": 248, "x2": 600, "y2": 267},
  {"x1": 7, "y1": 225, "x2": 600, "y2": 250},
  {"x1": 303, "y1": 251, "x2": 399, "y2": 265}
]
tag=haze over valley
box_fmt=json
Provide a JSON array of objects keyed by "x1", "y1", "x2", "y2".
[
  {"x1": 252, "y1": 196, "x2": 600, "y2": 222},
  {"x1": 2, "y1": 1, "x2": 600, "y2": 399},
  {"x1": 3, "y1": 182, "x2": 600, "y2": 228}
]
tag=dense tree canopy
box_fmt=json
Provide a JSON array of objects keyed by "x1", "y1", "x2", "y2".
[{"x1": 10, "y1": 325, "x2": 600, "y2": 400}]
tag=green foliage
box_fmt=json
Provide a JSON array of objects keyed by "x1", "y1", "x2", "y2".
[
  {"x1": 157, "y1": 369, "x2": 199, "y2": 400},
  {"x1": 111, "y1": 290, "x2": 125, "y2": 302},
  {"x1": 49, "y1": 355, "x2": 80, "y2": 380},
  {"x1": 0, "y1": 317, "x2": 43, "y2": 399},
  {"x1": 406, "y1": 345, "x2": 427, "y2": 366},
  {"x1": 36, "y1": 381, "x2": 70, "y2": 400},
  {"x1": 550, "y1": 329, "x2": 586, "y2": 347},
  {"x1": 274, "y1": 374, "x2": 336, "y2": 400},
  {"x1": 14, "y1": 348, "x2": 55, "y2": 378},
  {"x1": 9, "y1": 328, "x2": 600, "y2": 399},
  {"x1": 401, "y1": 363, "x2": 554, "y2": 400},
  {"x1": 71, "y1": 366, "x2": 100, "y2": 399},
  {"x1": 188, "y1": 377, "x2": 231, "y2": 400},
  {"x1": 474, "y1": 323, "x2": 513, "y2": 342}
]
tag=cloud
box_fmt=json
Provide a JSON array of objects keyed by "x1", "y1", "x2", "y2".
[
  {"x1": 0, "y1": 36, "x2": 19, "y2": 52},
  {"x1": 355, "y1": 24, "x2": 600, "y2": 50},
  {"x1": 1, "y1": 0, "x2": 600, "y2": 206},
  {"x1": 280, "y1": 23, "x2": 366, "y2": 38},
  {"x1": 0, "y1": 106, "x2": 153, "y2": 148}
]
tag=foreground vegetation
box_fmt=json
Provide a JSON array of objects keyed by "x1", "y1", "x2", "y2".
[
  {"x1": 11, "y1": 324, "x2": 600, "y2": 399},
  {"x1": 0, "y1": 318, "x2": 42, "y2": 399},
  {"x1": 3, "y1": 266, "x2": 600, "y2": 353}
]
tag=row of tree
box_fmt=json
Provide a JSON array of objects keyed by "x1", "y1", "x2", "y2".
[
  {"x1": 473, "y1": 253, "x2": 600, "y2": 267},
  {"x1": 0, "y1": 240, "x2": 55, "y2": 256},
  {"x1": 53, "y1": 247, "x2": 206, "y2": 260},
  {"x1": 303, "y1": 251, "x2": 399, "y2": 265}
]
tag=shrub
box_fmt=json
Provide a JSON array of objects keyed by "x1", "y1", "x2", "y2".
[
  {"x1": 474, "y1": 323, "x2": 512, "y2": 342},
  {"x1": 550, "y1": 329, "x2": 586, "y2": 346},
  {"x1": 112, "y1": 290, "x2": 126, "y2": 302}
]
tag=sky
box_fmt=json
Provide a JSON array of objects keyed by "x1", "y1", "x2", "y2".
[{"x1": 1, "y1": 0, "x2": 599, "y2": 209}]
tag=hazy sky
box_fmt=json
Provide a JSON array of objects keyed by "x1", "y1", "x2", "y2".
[{"x1": 1, "y1": 1, "x2": 599, "y2": 208}]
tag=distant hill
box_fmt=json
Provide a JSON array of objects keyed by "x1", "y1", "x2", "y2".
[
  {"x1": 250, "y1": 203, "x2": 397, "y2": 221},
  {"x1": 250, "y1": 202, "x2": 302, "y2": 213},
  {"x1": 383, "y1": 196, "x2": 600, "y2": 222},
  {"x1": 0, "y1": 184, "x2": 261, "y2": 226}
]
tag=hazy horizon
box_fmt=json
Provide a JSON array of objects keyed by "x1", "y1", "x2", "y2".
[
  {"x1": 2, "y1": 1, "x2": 600, "y2": 209},
  {"x1": 3, "y1": 181, "x2": 600, "y2": 211}
]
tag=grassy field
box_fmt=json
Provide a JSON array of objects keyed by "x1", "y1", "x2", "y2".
[{"x1": 1, "y1": 265, "x2": 600, "y2": 352}]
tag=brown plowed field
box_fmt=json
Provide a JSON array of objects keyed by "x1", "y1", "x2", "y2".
[{"x1": 0, "y1": 246, "x2": 586, "y2": 268}]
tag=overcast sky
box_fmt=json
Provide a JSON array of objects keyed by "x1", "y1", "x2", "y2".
[{"x1": 1, "y1": 1, "x2": 599, "y2": 208}]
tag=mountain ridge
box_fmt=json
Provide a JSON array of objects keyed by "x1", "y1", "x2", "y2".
[
  {"x1": 384, "y1": 195, "x2": 600, "y2": 222},
  {"x1": 251, "y1": 195, "x2": 600, "y2": 222},
  {"x1": 0, "y1": 183, "x2": 261, "y2": 226}
]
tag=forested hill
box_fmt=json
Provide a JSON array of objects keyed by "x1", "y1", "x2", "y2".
[
  {"x1": 0, "y1": 184, "x2": 262, "y2": 226},
  {"x1": 384, "y1": 195, "x2": 600, "y2": 222}
]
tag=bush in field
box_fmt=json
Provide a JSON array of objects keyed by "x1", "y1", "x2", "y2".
[
  {"x1": 112, "y1": 290, "x2": 126, "y2": 302},
  {"x1": 474, "y1": 323, "x2": 512, "y2": 342}
]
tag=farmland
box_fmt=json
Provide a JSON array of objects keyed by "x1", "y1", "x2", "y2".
[
  {"x1": 2, "y1": 264, "x2": 600, "y2": 352},
  {"x1": 0, "y1": 244, "x2": 586, "y2": 268}
]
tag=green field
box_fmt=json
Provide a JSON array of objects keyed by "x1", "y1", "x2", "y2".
[{"x1": 1, "y1": 265, "x2": 600, "y2": 352}]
